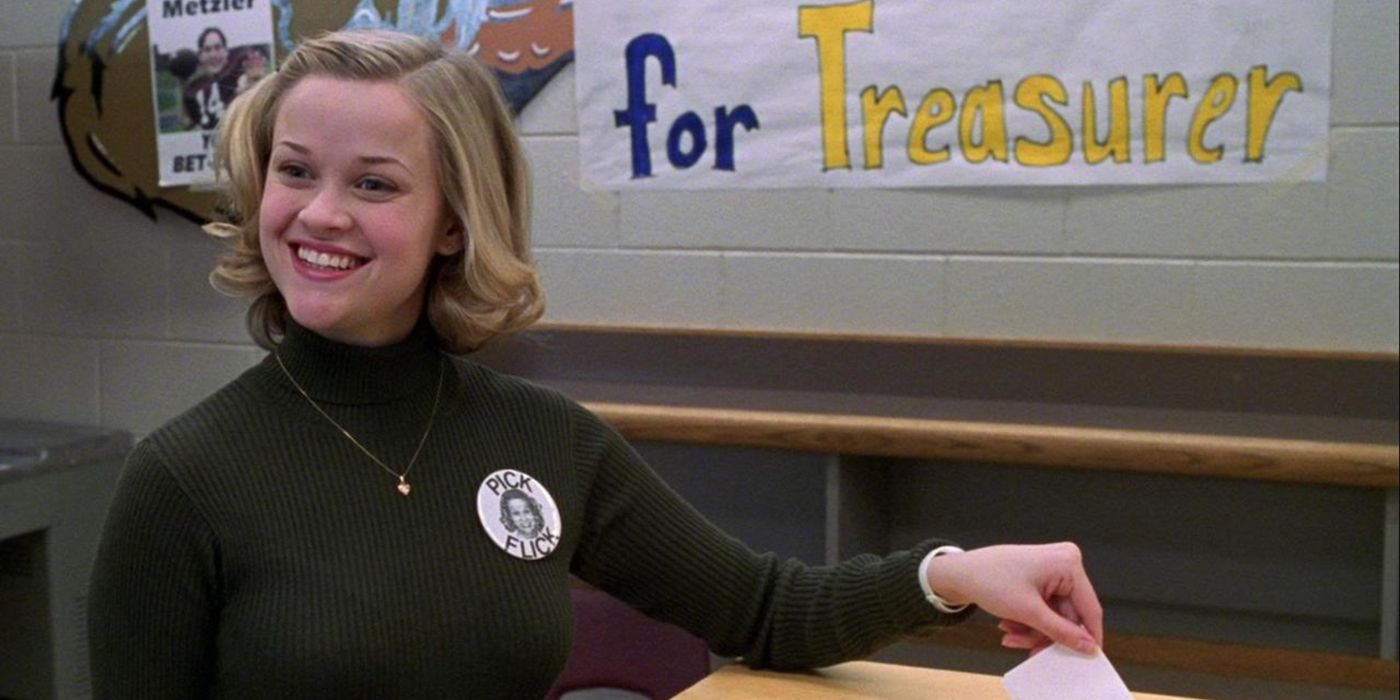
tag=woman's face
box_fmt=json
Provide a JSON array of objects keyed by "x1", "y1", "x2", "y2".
[
  {"x1": 507, "y1": 498, "x2": 539, "y2": 534},
  {"x1": 198, "y1": 32, "x2": 227, "y2": 73},
  {"x1": 259, "y1": 76, "x2": 460, "y2": 347}
]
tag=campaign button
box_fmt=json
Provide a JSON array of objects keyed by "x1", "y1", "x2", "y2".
[{"x1": 476, "y1": 469, "x2": 562, "y2": 561}]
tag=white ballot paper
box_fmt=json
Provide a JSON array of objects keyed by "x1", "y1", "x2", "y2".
[{"x1": 1003, "y1": 644, "x2": 1133, "y2": 700}]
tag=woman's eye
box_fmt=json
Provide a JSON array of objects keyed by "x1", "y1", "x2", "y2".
[
  {"x1": 357, "y1": 177, "x2": 397, "y2": 194},
  {"x1": 275, "y1": 163, "x2": 310, "y2": 179}
]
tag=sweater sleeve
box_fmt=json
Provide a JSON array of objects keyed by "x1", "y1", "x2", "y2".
[
  {"x1": 88, "y1": 440, "x2": 220, "y2": 698},
  {"x1": 566, "y1": 405, "x2": 971, "y2": 670}
]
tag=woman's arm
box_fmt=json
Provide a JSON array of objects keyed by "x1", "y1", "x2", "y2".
[
  {"x1": 88, "y1": 441, "x2": 219, "y2": 698},
  {"x1": 567, "y1": 405, "x2": 972, "y2": 669}
]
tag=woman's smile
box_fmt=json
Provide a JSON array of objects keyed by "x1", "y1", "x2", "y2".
[{"x1": 292, "y1": 242, "x2": 367, "y2": 274}]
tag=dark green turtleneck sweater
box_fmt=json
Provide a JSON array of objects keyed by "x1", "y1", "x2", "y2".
[{"x1": 88, "y1": 322, "x2": 967, "y2": 698}]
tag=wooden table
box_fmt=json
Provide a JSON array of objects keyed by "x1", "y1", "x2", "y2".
[{"x1": 675, "y1": 661, "x2": 1207, "y2": 699}]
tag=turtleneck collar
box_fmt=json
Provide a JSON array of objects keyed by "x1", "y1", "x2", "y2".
[{"x1": 270, "y1": 319, "x2": 445, "y2": 405}]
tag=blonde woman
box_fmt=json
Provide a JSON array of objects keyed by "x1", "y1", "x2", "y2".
[{"x1": 88, "y1": 30, "x2": 1103, "y2": 698}]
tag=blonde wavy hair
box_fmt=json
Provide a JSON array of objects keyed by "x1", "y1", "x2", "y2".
[{"x1": 205, "y1": 30, "x2": 543, "y2": 353}]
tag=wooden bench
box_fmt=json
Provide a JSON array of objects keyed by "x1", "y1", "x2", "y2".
[{"x1": 476, "y1": 325, "x2": 1399, "y2": 691}]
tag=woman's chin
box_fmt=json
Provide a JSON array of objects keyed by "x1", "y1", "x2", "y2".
[{"x1": 285, "y1": 303, "x2": 347, "y2": 337}]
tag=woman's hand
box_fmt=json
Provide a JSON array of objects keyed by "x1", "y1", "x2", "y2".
[{"x1": 926, "y1": 542, "x2": 1103, "y2": 654}]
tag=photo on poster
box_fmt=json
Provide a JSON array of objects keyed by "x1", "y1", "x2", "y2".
[{"x1": 146, "y1": 0, "x2": 275, "y2": 187}]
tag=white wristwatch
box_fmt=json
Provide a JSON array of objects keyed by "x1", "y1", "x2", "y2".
[{"x1": 919, "y1": 545, "x2": 971, "y2": 614}]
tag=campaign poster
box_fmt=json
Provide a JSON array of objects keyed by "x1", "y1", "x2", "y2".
[
  {"x1": 575, "y1": 0, "x2": 1332, "y2": 190},
  {"x1": 146, "y1": 0, "x2": 275, "y2": 187}
]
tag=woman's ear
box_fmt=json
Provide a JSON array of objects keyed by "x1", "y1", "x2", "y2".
[{"x1": 437, "y1": 224, "x2": 464, "y2": 256}]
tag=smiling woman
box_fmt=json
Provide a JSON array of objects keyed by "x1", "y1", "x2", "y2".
[{"x1": 86, "y1": 29, "x2": 1105, "y2": 699}]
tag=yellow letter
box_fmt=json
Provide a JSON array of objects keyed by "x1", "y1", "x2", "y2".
[
  {"x1": 1246, "y1": 66, "x2": 1302, "y2": 163},
  {"x1": 861, "y1": 85, "x2": 906, "y2": 170},
  {"x1": 1188, "y1": 73, "x2": 1238, "y2": 164},
  {"x1": 960, "y1": 81, "x2": 1008, "y2": 163},
  {"x1": 1082, "y1": 77, "x2": 1130, "y2": 164},
  {"x1": 908, "y1": 88, "x2": 955, "y2": 165},
  {"x1": 1013, "y1": 74, "x2": 1072, "y2": 167},
  {"x1": 798, "y1": 1, "x2": 874, "y2": 171},
  {"x1": 1143, "y1": 72, "x2": 1187, "y2": 164}
]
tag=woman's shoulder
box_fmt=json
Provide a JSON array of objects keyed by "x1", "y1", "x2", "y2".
[
  {"x1": 458, "y1": 356, "x2": 632, "y2": 441},
  {"x1": 448, "y1": 356, "x2": 618, "y2": 441},
  {"x1": 138, "y1": 362, "x2": 277, "y2": 463},
  {"x1": 449, "y1": 356, "x2": 580, "y2": 412}
]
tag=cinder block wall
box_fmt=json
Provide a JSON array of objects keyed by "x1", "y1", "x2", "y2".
[{"x1": 1, "y1": 0, "x2": 1397, "y2": 437}]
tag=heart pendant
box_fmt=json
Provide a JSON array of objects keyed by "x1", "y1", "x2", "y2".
[{"x1": 397, "y1": 482, "x2": 412, "y2": 496}]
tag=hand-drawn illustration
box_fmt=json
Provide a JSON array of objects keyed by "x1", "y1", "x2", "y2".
[{"x1": 56, "y1": 0, "x2": 575, "y2": 222}]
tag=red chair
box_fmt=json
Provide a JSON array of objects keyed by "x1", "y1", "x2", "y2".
[{"x1": 546, "y1": 584, "x2": 712, "y2": 700}]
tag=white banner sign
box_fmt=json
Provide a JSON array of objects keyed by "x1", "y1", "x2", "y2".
[
  {"x1": 575, "y1": 0, "x2": 1332, "y2": 190},
  {"x1": 147, "y1": 0, "x2": 275, "y2": 187}
]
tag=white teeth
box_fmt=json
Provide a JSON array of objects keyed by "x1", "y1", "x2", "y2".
[{"x1": 296, "y1": 246, "x2": 359, "y2": 270}]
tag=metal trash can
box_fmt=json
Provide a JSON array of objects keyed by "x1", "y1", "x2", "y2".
[{"x1": 0, "y1": 420, "x2": 130, "y2": 700}]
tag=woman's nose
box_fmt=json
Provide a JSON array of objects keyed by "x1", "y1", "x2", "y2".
[{"x1": 297, "y1": 187, "x2": 352, "y2": 234}]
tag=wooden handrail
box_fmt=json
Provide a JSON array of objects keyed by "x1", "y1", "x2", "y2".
[
  {"x1": 921, "y1": 620, "x2": 1399, "y2": 691},
  {"x1": 587, "y1": 402, "x2": 1399, "y2": 488}
]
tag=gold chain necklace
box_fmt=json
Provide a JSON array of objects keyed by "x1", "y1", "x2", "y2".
[{"x1": 274, "y1": 351, "x2": 445, "y2": 497}]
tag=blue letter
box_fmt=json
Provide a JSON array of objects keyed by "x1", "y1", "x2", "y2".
[
  {"x1": 714, "y1": 105, "x2": 760, "y2": 171},
  {"x1": 667, "y1": 112, "x2": 707, "y2": 169},
  {"x1": 615, "y1": 34, "x2": 677, "y2": 178}
]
